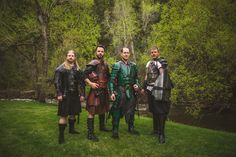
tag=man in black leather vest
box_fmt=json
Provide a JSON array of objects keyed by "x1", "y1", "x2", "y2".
[
  {"x1": 142, "y1": 47, "x2": 173, "y2": 144},
  {"x1": 54, "y1": 50, "x2": 85, "y2": 144}
]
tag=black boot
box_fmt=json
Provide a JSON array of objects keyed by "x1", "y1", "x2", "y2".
[
  {"x1": 58, "y1": 124, "x2": 66, "y2": 144},
  {"x1": 159, "y1": 115, "x2": 166, "y2": 144},
  {"x1": 112, "y1": 117, "x2": 119, "y2": 139},
  {"x1": 159, "y1": 134, "x2": 165, "y2": 144},
  {"x1": 151, "y1": 114, "x2": 160, "y2": 136},
  {"x1": 128, "y1": 122, "x2": 139, "y2": 135},
  {"x1": 87, "y1": 118, "x2": 99, "y2": 142},
  {"x1": 99, "y1": 114, "x2": 111, "y2": 132},
  {"x1": 69, "y1": 119, "x2": 79, "y2": 134},
  {"x1": 128, "y1": 116, "x2": 139, "y2": 135}
]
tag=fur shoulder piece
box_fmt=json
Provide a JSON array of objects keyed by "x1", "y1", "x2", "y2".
[{"x1": 88, "y1": 59, "x2": 100, "y2": 66}]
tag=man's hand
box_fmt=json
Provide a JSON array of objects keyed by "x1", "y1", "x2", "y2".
[
  {"x1": 140, "y1": 89, "x2": 145, "y2": 95},
  {"x1": 110, "y1": 93, "x2": 116, "y2": 101},
  {"x1": 80, "y1": 96, "x2": 85, "y2": 102},
  {"x1": 85, "y1": 78, "x2": 99, "y2": 89},
  {"x1": 57, "y1": 95, "x2": 63, "y2": 101},
  {"x1": 133, "y1": 84, "x2": 139, "y2": 92},
  {"x1": 89, "y1": 82, "x2": 99, "y2": 89}
]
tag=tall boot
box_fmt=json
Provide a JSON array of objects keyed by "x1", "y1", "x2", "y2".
[
  {"x1": 58, "y1": 124, "x2": 66, "y2": 144},
  {"x1": 69, "y1": 119, "x2": 79, "y2": 134},
  {"x1": 152, "y1": 114, "x2": 160, "y2": 135},
  {"x1": 128, "y1": 114, "x2": 139, "y2": 135},
  {"x1": 112, "y1": 116, "x2": 120, "y2": 139},
  {"x1": 159, "y1": 114, "x2": 166, "y2": 144},
  {"x1": 87, "y1": 118, "x2": 99, "y2": 142},
  {"x1": 99, "y1": 114, "x2": 111, "y2": 132}
]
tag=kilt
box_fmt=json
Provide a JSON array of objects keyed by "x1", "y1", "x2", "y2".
[
  {"x1": 86, "y1": 88, "x2": 110, "y2": 115},
  {"x1": 58, "y1": 93, "x2": 81, "y2": 116},
  {"x1": 147, "y1": 91, "x2": 170, "y2": 115}
]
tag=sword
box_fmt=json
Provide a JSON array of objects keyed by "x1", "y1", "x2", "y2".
[{"x1": 135, "y1": 92, "x2": 140, "y2": 118}]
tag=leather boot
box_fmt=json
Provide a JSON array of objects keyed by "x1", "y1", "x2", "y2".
[
  {"x1": 87, "y1": 118, "x2": 99, "y2": 142},
  {"x1": 128, "y1": 115, "x2": 139, "y2": 135},
  {"x1": 112, "y1": 117, "x2": 119, "y2": 139},
  {"x1": 99, "y1": 114, "x2": 111, "y2": 132},
  {"x1": 151, "y1": 114, "x2": 160, "y2": 136},
  {"x1": 58, "y1": 124, "x2": 66, "y2": 144},
  {"x1": 69, "y1": 119, "x2": 79, "y2": 134},
  {"x1": 159, "y1": 115, "x2": 166, "y2": 144}
]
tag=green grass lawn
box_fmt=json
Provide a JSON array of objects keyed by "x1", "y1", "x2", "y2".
[{"x1": 0, "y1": 100, "x2": 236, "y2": 157}]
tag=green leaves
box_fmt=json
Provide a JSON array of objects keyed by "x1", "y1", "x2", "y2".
[
  {"x1": 0, "y1": 0, "x2": 235, "y2": 117},
  {"x1": 148, "y1": 0, "x2": 236, "y2": 117}
]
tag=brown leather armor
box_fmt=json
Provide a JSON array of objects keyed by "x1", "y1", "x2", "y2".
[
  {"x1": 86, "y1": 59, "x2": 109, "y2": 88},
  {"x1": 84, "y1": 59, "x2": 110, "y2": 114}
]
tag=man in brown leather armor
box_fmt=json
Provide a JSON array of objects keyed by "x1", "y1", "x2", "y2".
[{"x1": 84, "y1": 45, "x2": 111, "y2": 142}]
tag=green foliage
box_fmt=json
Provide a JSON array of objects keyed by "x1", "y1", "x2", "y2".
[
  {"x1": 48, "y1": 0, "x2": 100, "y2": 77},
  {"x1": 0, "y1": 50, "x2": 32, "y2": 89},
  {"x1": 105, "y1": 0, "x2": 140, "y2": 49},
  {"x1": 0, "y1": 0, "x2": 235, "y2": 118},
  {"x1": 0, "y1": 1, "x2": 39, "y2": 89},
  {"x1": 148, "y1": 0, "x2": 236, "y2": 117},
  {"x1": 1, "y1": 100, "x2": 236, "y2": 157}
]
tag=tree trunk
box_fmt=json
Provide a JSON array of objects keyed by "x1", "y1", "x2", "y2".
[
  {"x1": 130, "y1": 40, "x2": 136, "y2": 62},
  {"x1": 34, "y1": 0, "x2": 49, "y2": 102},
  {"x1": 32, "y1": 42, "x2": 39, "y2": 84},
  {"x1": 34, "y1": 0, "x2": 49, "y2": 77},
  {"x1": 33, "y1": 0, "x2": 69, "y2": 102},
  {"x1": 42, "y1": 21, "x2": 48, "y2": 77}
]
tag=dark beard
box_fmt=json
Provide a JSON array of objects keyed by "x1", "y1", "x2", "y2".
[{"x1": 96, "y1": 55, "x2": 103, "y2": 60}]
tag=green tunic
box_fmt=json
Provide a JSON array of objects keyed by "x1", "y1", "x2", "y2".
[{"x1": 109, "y1": 60, "x2": 139, "y2": 119}]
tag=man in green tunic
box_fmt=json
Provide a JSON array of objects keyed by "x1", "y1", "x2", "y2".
[{"x1": 109, "y1": 47, "x2": 140, "y2": 139}]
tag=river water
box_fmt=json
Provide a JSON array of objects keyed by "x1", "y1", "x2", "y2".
[{"x1": 168, "y1": 106, "x2": 236, "y2": 133}]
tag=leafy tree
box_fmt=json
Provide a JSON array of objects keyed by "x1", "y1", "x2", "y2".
[
  {"x1": 0, "y1": 0, "x2": 101, "y2": 101},
  {"x1": 148, "y1": 0, "x2": 236, "y2": 117},
  {"x1": 48, "y1": 0, "x2": 101, "y2": 75},
  {"x1": 93, "y1": 0, "x2": 115, "y2": 46},
  {"x1": 104, "y1": 0, "x2": 140, "y2": 61},
  {"x1": 0, "y1": 0, "x2": 40, "y2": 89}
]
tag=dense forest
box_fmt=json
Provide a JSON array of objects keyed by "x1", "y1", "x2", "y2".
[{"x1": 0, "y1": 0, "x2": 235, "y2": 117}]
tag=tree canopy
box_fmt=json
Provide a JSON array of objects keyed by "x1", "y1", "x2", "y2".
[{"x1": 0, "y1": 0, "x2": 235, "y2": 117}]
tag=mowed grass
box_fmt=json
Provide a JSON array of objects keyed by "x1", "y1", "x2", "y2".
[{"x1": 0, "y1": 100, "x2": 236, "y2": 157}]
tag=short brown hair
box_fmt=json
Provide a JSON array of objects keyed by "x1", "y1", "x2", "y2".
[
  {"x1": 150, "y1": 46, "x2": 160, "y2": 52},
  {"x1": 96, "y1": 44, "x2": 105, "y2": 51},
  {"x1": 120, "y1": 47, "x2": 130, "y2": 53}
]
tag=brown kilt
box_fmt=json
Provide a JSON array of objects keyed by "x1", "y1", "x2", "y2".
[
  {"x1": 58, "y1": 93, "x2": 81, "y2": 116},
  {"x1": 86, "y1": 88, "x2": 110, "y2": 115}
]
